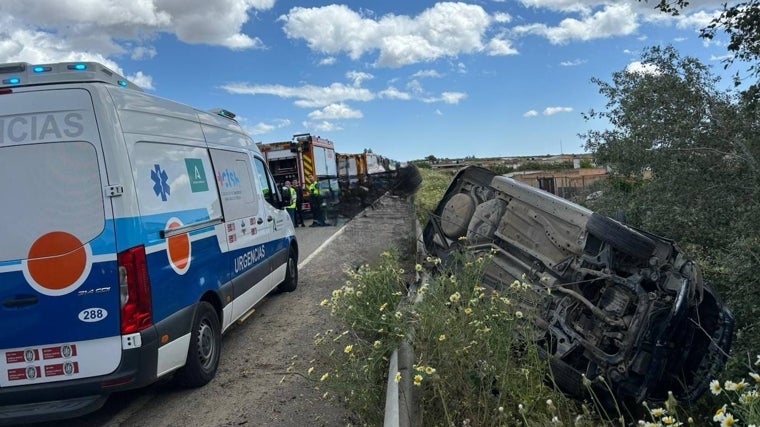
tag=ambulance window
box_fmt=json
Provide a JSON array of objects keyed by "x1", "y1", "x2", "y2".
[
  {"x1": 209, "y1": 149, "x2": 258, "y2": 220},
  {"x1": 253, "y1": 157, "x2": 277, "y2": 206},
  {"x1": 0, "y1": 141, "x2": 104, "y2": 262},
  {"x1": 132, "y1": 143, "x2": 221, "y2": 243}
]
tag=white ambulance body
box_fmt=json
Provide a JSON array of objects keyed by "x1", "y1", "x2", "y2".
[{"x1": 0, "y1": 62, "x2": 298, "y2": 424}]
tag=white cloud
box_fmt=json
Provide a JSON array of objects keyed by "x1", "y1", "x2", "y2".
[
  {"x1": 221, "y1": 82, "x2": 375, "y2": 108},
  {"x1": 560, "y1": 58, "x2": 586, "y2": 66},
  {"x1": 487, "y1": 37, "x2": 519, "y2": 56},
  {"x1": 493, "y1": 12, "x2": 512, "y2": 23},
  {"x1": 626, "y1": 61, "x2": 660, "y2": 75},
  {"x1": 346, "y1": 71, "x2": 373, "y2": 87},
  {"x1": 379, "y1": 86, "x2": 412, "y2": 100},
  {"x1": 131, "y1": 46, "x2": 157, "y2": 60},
  {"x1": 319, "y1": 57, "x2": 337, "y2": 66},
  {"x1": 435, "y1": 109, "x2": 443, "y2": 116},
  {"x1": 243, "y1": 118, "x2": 291, "y2": 136},
  {"x1": 412, "y1": 69, "x2": 441, "y2": 78},
  {"x1": 128, "y1": 71, "x2": 154, "y2": 90},
  {"x1": 512, "y1": 4, "x2": 639, "y2": 44},
  {"x1": 280, "y1": 2, "x2": 492, "y2": 68},
  {"x1": 250, "y1": 122, "x2": 275, "y2": 135},
  {"x1": 516, "y1": 0, "x2": 593, "y2": 14},
  {"x1": 524, "y1": 110, "x2": 539, "y2": 117},
  {"x1": 422, "y1": 91, "x2": 467, "y2": 104},
  {"x1": 306, "y1": 120, "x2": 342, "y2": 132},
  {"x1": 0, "y1": 0, "x2": 273, "y2": 66},
  {"x1": 406, "y1": 79, "x2": 424, "y2": 94},
  {"x1": 307, "y1": 103, "x2": 363, "y2": 120},
  {"x1": 543, "y1": 106, "x2": 573, "y2": 115}
]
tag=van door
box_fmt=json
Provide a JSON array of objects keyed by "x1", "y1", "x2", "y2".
[
  {"x1": 209, "y1": 149, "x2": 272, "y2": 321},
  {"x1": 0, "y1": 88, "x2": 122, "y2": 386}
]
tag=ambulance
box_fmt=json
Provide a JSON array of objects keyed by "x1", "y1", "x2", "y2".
[{"x1": 0, "y1": 62, "x2": 298, "y2": 424}]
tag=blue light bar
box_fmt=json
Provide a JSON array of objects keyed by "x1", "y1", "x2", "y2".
[
  {"x1": 3, "y1": 77, "x2": 20, "y2": 85},
  {"x1": 117, "y1": 80, "x2": 128, "y2": 87},
  {"x1": 32, "y1": 66, "x2": 52, "y2": 73},
  {"x1": 67, "y1": 63, "x2": 87, "y2": 71}
]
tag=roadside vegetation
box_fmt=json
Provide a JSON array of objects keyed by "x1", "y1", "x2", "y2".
[{"x1": 311, "y1": 3, "x2": 760, "y2": 425}]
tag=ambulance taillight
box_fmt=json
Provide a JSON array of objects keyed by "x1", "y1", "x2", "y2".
[{"x1": 118, "y1": 246, "x2": 153, "y2": 334}]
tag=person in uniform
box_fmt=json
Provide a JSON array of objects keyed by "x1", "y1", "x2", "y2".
[
  {"x1": 293, "y1": 180, "x2": 306, "y2": 227},
  {"x1": 308, "y1": 180, "x2": 327, "y2": 226},
  {"x1": 284, "y1": 181, "x2": 296, "y2": 225}
]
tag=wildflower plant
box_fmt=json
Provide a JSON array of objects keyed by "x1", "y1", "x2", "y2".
[
  {"x1": 704, "y1": 358, "x2": 760, "y2": 426},
  {"x1": 313, "y1": 249, "x2": 410, "y2": 424},
  {"x1": 408, "y1": 248, "x2": 582, "y2": 426},
  {"x1": 311, "y1": 225, "x2": 620, "y2": 424}
]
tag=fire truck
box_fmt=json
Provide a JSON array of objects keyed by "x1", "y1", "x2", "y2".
[
  {"x1": 258, "y1": 133, "x2": 340, "y2": 212},
  {"x1": 337, "y1": 151, "x2": 399, "y2": 193}
]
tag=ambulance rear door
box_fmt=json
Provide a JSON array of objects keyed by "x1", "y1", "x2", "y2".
[{"x1": 0, "y1": 86, "x2": 123, "y2": 387}]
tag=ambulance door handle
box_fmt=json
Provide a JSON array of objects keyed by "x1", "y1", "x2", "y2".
[{"x1": 3, "y1": 296, "x2": 39, "y2": 308}]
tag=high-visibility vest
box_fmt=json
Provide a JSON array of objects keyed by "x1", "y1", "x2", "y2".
[
  {"x1": 308, "y1": 181, "x2": 320, "y2": 196},
  {"x1": 288, "y1": 187, "x2": 297, "y2": 209}
]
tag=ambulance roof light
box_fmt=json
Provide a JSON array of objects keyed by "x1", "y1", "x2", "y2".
[
  {"x1": 210, "y1": 108, "x2": 237, "y2": 120},
  {"x1": 0, "y1": 61, "x2": 143, "y2": 91}
]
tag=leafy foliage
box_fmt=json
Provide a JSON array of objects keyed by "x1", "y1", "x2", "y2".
[
  {"x1": 647, "y1": 0, "x2": 760, "y2": 107},
  {"x1": 581, "y1": 45, "x2": 760, "y2": 377}
]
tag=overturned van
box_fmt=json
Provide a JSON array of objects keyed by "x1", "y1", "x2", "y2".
[
  {"x1": 423, "y1": 166, "x2": 733, "y2": 406},
  {"x1": 0, "y1": 62, "x2": 298, "y2": 424}
]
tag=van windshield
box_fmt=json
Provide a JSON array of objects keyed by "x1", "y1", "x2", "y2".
[{"x1": 0, "y1": 141, "x2": 105, "y2": 262}]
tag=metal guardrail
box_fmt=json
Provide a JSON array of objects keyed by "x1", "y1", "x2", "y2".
[{"x1": 383, "y1": 212, "x2": 426, "y2": 427}]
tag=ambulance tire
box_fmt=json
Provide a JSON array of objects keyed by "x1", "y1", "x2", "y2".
[
  {"x1": 175, "y1": 302, "x2": 221, "y2": 388},
  {"x1": 276, "y1": 248, "x2": 299, "y2": 293}
]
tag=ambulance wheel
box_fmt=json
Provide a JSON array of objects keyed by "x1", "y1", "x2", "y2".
[
  {"x1": 277, "y1": 248, "x2": 299, "y2": 293},
  {"x1": 175, "y1": 302, "x2": 221, "y2": 387}
]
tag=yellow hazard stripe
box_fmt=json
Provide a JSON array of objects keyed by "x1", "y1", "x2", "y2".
[{"x1": 303, "y1": 155, "x2": 314, "y2": 184}]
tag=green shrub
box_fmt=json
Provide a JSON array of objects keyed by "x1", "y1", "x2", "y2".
[{"x1": 415, "y1": 168, "x2": 452, "y2": 225}]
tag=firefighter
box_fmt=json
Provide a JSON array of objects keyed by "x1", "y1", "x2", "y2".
[
  {"x1": 308, "y1": 180, "x2": 327, "y2": 227},
  {"x1": 293, "y1": 180, "x2": 306, "y2": 227},
  {"x1": 284, "y1": 180, "x2": 297, "y2": 225}
]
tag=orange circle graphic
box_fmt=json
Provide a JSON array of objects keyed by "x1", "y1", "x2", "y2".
[
  {"x1": 27, "y1": 231, "x2": 87, "y2": 291},
  {"x1": 167, "y1": 220, "x2": 190, "y2": 273}
]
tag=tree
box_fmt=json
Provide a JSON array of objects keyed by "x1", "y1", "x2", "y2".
[
  {"x1": 582, "y1": 45, "x2": 760, "y2": 374},
  {"x1": 582, "y1": 46, "x2": 759, "y2": 247},
  {"x1": 645, "y1": 0, "x2": 760, "y2": 105}
]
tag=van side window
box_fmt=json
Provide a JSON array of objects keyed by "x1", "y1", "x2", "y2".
[
  {"x1": 132, "y1": 142, "x2": 221, "y2": 243},
  {"x1": 209, "y1": 149, "x2": 258, "y2": 220},
  {"x1": 253, "y1": 157, "x2": 277, "y2": 206}
]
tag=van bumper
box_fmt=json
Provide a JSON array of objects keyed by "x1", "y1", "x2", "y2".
[{"x1": 0, "y1": 327, "x2": 159, "y2": 425}]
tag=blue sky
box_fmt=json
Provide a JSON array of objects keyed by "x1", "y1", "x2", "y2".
[{"x1": 0, "y1": 0, "x2": 745, "y2": 161}]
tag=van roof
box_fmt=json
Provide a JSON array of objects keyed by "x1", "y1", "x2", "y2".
[{"x1": 0, "y1": 61, "x2": 143, "y2": 91}]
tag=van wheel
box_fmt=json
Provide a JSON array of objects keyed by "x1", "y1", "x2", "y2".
[
  {"x1": 586, "y1": 213, "x2": 656, "y2": 259},
  {"x1": 277, "y1": 249, "x2": 299, "y2": 293},
  {"x1": 175, "y1": 302, "x2": 221, "y2": 388}
]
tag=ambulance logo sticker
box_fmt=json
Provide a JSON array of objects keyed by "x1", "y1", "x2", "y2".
[
  {"x1": 166, "y1": 218, "x2": 191, "y2": 275},
  {"x1": 151, "y1": 164, "x2": 171, "y2": 201},
  {"x1": 185, "y1": 158, "x2": 209, "y2": 193},
  {"x1": 23, "y1": 231, "x2": 92, "y2": 296}
]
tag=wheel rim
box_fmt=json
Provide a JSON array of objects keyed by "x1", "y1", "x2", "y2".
[{"x1": 196, "y1": 319, "x2": 216, "y2": 371}]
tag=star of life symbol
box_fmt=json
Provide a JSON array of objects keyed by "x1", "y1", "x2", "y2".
[{"x1": 151, "y1": 164, "x2": 171, "y2": 201}]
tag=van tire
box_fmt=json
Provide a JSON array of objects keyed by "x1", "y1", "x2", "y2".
[
  {"x1": 586, "y1": 213, "x2": 656, "y2": 259},
  {"x1": 277, "y1": 248, "x2": 299, "y2": 293},
  {"x1": 175, "y1": 302, "x2": 221, "y2": 388}
]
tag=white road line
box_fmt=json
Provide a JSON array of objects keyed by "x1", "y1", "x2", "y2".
[{"x1": 297, "y1": 221, "x2": 350, "y2": 269}]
